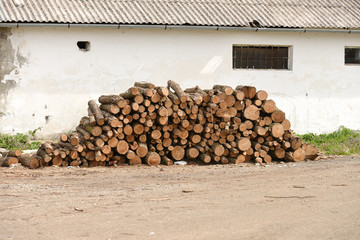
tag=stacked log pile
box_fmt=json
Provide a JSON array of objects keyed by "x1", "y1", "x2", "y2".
[{"x1": 0, "y1": 81, "x2": 319, "y2": 168}]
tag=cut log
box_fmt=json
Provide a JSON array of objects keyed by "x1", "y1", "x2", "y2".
[
  {"x1": 255, "y1": 90, "x2": 268, "y2": 101},
  {"x1": 19, "y1": 154, "x2": 40, "y2": 169},
  {"x1": 88, "y1": 100, "x2": 105, "y2": 125},
  {"x1": 5, "y1": 149, "x2": 22, "y2": 157},
  {"x1": 303, "y1": 143, "x2": 320, "y2": 160},
  {"x1": 134, "y1": 81, "x2": 155, "y2": 89},
  {"x1": 213, "y1": 85, "x2": 234, "y2": 95},
  {"x1": 271, "y1": 109, "x2": 286, "y2": 123},
  {"x1": 171, "y1": 146, "x2": 185, "y2": 161},
  {"x1": 161, "y1": 156, "x2": 173, "y2": 165},
  {"x1": 244, "y1": 105, "x2": 260, "y2": 120},
  {"x1": 212, "y1": 143, "x2": 225, "y2": 156},
  {"x1": 100, "y1": 104, "x2": 120, "y2": 115},
  {"x1": 237, "y1": 138, "x2": 251, "y2": 151},
  {"x1": 167, "y1": 80, "x2": 189, "y2": 103},
  {"x1": 122, "y1": 87, "x2": 139, "y2": 99},
  {"x1": 186, "y1": 147, "x2": 199, "y2": 159},
  {"x1": 37, "y1": 149, "x2": 51, "y2": 163},
  {"x1": 136, "y1": 143, "x2": 148, "y2": 158},
  {"x1": 262, "y1": 100, "x2": 276, "y2": 114},
  {"x1": 199, "y1": 154, "x2": 211, "y2": 163},
  {"x1": 270, "y1": 124, "x2": 285, "y2": 138},
  {"x1": 1, "y1": 157, "x2": 18, "y2": 167},
  {"x1": 69, "y1": 132, "x2": 80, "y2": 146},
  {"x1": 145, "y1": 152, "x2": 161, "y2": 166},
  {"x1": 290, "y1": 137, "x2": 303, "y2": 150},
  {"x1": 76, "y1": 126, "x2": 91, "y2": 140},
  {"x1": 98, "y1": 94, "x2": 122, "y2": 104},
  {"x1": 116, "y1": 140, "x2": 129, "y2": 154}
]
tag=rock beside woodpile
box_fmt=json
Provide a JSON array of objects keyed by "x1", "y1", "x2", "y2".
[{"x1": 1, "y1": 81, "x2": 320, "y2": 168}]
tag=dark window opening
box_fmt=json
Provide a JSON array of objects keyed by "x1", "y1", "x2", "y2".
[
  {"x1": 233, "y1": 46, "x2": 290, "y2": 70},
  {"x1": 77, "y1": 41, "x2": 90, "y2": 51},
  {"x1": 345, "y1": 47, "x2": 360, "y2": 64}
]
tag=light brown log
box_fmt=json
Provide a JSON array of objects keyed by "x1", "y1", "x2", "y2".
[
  {"x1": 254, "y1": 126, "x2": 267, "y2": 136},
  {"x1": 167, "y1": 80, "x2": 189, "y2": 103},
  {"x1": 134, "y1": 81, "x2": 155, "y2": 89},
  {"x1": 212, "y1": 143, "x2": 225, "y2": 156},
  {"x1": 76, "y1": 126, "x2": 91, "y2": 140},
  {"x1": 136, "y1": 143, "x2": 148, "y2": 158},
  {"x1": 273, "y1": 148, "x2": 285, "y2": 159},
  {"x1": 98, "y1": 94, "x2": 123, "y2": 104},
  {"x1": 18, "y1": 154, "x2": 40, "y2": 169},
  {"x1": 270, "y1": 123, "x2": 285, "y2": 138},
  {"x1": 199, "y1": 154, "x2": 211, "y2": 163},
  {"x1": 1, "y1": 157, "x2": 18, "y2": 167},
  {"x1": 151, "y1": 130, "x2": 162, "y2": 140},
  {"x1": 161, "y1": 156, "x2": 173, "y2": 165},
  {"x1": 69, "y1": 132, "x2": 80, "y2": 146},
  {"x1": 293, "y1": 148, "x2": 306, "y2": 162},
  {"x1": 52, "y1": 156, "x2": 62, "y2": 166},
  {"x1": 37, "y1": 149, "x2": 51, "y2": 163},
  {"x1": 101, "y1": 145, "x2": 112, "y2": 155},
  {"x1": 171, "y1": 146, "x2": 185, "y2": 161},
  {"x1": 156, "y1": 87, "x2": 169, "y2": 97},
  {"x1": 281, "y1": 119, "x2": 291, "y2": 131},
  {"x1": 213, "y1": 85, "x2": 234, "y2": 95},
  {"x1": 237, "y1": 138, "x2": 251, "y2": 151},
  {"x1": 134, "y1": 94, "x2": 144, "y2": 104},
  {"x1": 236, "y1": 85, "x2": 257, "y2": 99},
  {"x1": 271, "y1": 109, "x2": 286, "y2": 123},
  {"x1": 229, "y1": 155, "x2": 246, "y2": 164},
  {"x1": 186, "y1": 147, "x2": 199, "y2": 159},
  {"x1": 303, "y1": 143, "x2": 320, "y2": 160},
  {"x1": 262, "y1": 100, "x2": 276, "y2": 114},
  {"x1": 5, "y1": 149, "x2": 23, "y2": 157},
  {"x1": 129, "y1": 155, "x2": 142, "y2": 165},
  {"x1": 126, "y1": 150, "x2": 136, "y2": 160},
  {"x1": 123, "y1": 87, "x2": 139, "y2": 99},
  {"x1": 60, "y1": 133, "x2": 68, "y2": 142},
  {"x1": 244, "y1": 105, "x2": 260, "y2": 120},
  {"x1": 83, "y1": 121, "x2": 102, "y2": 137},
  {"x1": 100, "y1": 104, "x2": 120, "y2": 115},
  {"x1": 290, "y1": 137, "x2": 303, "y2": 150},
  {"x1": 88, "y1": 100, "x2": 105, "y2": 125},
  {"x1": 145, "y1": 152, "x2": 161, "y2": 166},
  {"x1": 88, "y1": 107, "x2": 96, "y2": 125},
  {"x1": 133, "y1": 124, "x2": 144, "y2": 135},
  {"x1": 116, "y1": 140, "x2": 129, "y2": 154},
  {"x1": 255, "y1": 90, "x2": 268, "y2": 101},
  {"x1": 124, "y1": 125, "x2": 133, "y2": 136}
]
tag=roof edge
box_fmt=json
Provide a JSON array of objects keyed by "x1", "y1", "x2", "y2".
[{"x1": 1, "y1": 23, "x2": 360, "y2": 34}]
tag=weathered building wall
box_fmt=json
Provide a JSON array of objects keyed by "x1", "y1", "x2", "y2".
[{"x1": 1, "y1": 26, "x2": 360, "y2": 137}]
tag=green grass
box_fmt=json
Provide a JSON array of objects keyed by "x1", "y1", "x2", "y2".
[
  {"x1": 0, "y1": 132, "x2": 41, "y2": 150},
  {"x1": 298, "y1": 127, "x2": 360, "y2": 155}
]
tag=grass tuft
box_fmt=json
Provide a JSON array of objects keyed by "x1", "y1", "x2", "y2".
[
  {"x1": 0, "y1": 132, "x2": 41, "y2": 150},
  {"x1": 298, "y1": 127, "x2": 360, "y2": 155}
]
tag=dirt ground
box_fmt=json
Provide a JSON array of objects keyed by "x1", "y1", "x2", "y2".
[{"x1": 1, "y1": 156, "x2": 360, "y2": 240}]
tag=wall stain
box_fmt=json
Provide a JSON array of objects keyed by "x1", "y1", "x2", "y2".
[{"x1": 0, "y1": 28, "x2": 19, "y2": 117}]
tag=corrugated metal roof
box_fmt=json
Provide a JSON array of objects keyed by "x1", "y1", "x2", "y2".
[{"x1": 0, "y1": 0, "x2": 359, "y2": 29}]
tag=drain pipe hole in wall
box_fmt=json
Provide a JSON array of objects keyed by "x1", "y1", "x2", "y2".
[{"x1": 77, "y1": 41, "x2": 90, "y2": 51}]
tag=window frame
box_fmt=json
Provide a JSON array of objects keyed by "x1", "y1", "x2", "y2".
[
  {"x1": 345, "y1": 46, "x2": 360, "y2": 65},
  {"x1": 232, "y1": 44, "x2": 293, "y2": 70}
]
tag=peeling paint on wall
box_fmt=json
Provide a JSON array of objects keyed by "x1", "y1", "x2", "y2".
[
  {"x1": 0, "y1": 28, "x2": 17, "y2": 117},
  {"x1": 0, "y1": 28, "x2": 28, "y2": 118}
]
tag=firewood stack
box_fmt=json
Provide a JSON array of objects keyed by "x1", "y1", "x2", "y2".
[{"x1": 22, "y1": 81, "x2": 319, "y2": 168}]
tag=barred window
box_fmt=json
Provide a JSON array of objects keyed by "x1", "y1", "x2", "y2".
[
  {"x1": 345, "y1": 47, "x2": 360, "y2": 64},
  {"x1": 233, "y1": 46, "x2": 290, "y2": 70}
]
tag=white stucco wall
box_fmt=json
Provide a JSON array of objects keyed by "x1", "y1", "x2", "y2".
[{"x1": 1, "y1": 26, "x2": 360, "y2": 137}]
